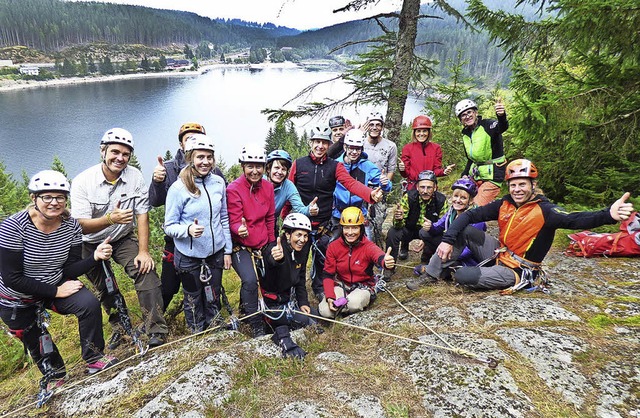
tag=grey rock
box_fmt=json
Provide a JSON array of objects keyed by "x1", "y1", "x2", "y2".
[
  {"x1": 594, "y1": 362, "x2": 640, "y2": 418},
  {"x1": 496, "y1": 327, "x2": 589, "y2": 407},
  {"x1": 274, "y1": 401, "x2": 331, "y2": 418},
  {"x1": 468, "y1": 295, "x2": 581, "y2": 325},
  {"x1": 333, "y1": 390, "x2": 386, "y2": 418}
]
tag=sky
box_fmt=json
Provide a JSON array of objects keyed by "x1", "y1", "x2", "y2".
[{"x1": 74, "y1": 0, "x2": 411, "y2": 30}]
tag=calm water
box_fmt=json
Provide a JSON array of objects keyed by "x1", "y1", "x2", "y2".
[{"x1": 0, "y1": 67, "x2": 424, "y2": 180}]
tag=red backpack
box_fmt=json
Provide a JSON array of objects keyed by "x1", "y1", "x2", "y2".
[{"x1": 565, "y1": 212, "x2": 640, "y2": 257}]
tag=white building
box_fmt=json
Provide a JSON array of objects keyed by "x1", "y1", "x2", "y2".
[{"x1": 19, "y1": 65, "x2": 40, "y2": 76}]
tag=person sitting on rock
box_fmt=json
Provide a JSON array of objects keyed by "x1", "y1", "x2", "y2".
[
  {"x1": 385, "y1": 170, "x2": 446, "y2": 278},
  {"x1": 261, "y1": 213, "x2": 319, "y2": 360},
  {"x1": 407, "y1": 177, "x2": 486, "y2": 290},
  {"x1": 435, "y1": 159, "x2": 635, "y2": 293},
  {"x1": 319, "y1": 207, "x2": 395, "y2": 318}
]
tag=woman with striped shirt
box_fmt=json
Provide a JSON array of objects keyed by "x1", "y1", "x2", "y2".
[{"x1": 0, "y1": 170, "x2": 117, "y2": 392}]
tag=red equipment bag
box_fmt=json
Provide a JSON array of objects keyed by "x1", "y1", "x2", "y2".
[{"x1": 565, "y1": 212, "x2": 640, "y2": 257}]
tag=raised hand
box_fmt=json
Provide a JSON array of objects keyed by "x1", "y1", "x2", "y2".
[
  {"x1": 394, "y1": 202, "x2": 404, "y2": 220},
  {"x1": 380, "y1": 169, "x2": 389, "y2": 186},
  {"x1": 94, "y1": 236, "x2": 113, "y2": 261},
  {"x1": 309, "y1": 196, "x2": 319, "y2": 216},
  {"x1": 271, "y1": 236, "x2": 284, "y2": 261},
  {"x1": 111, "y1": 200, "x2": 134, "y2": 224},
  {"x1": 610, "y1": 192, "x2": 634, "y2": 221},
  {"x1": 370, "y1": 187, "x2": 383, "y2": 203},
  {"x1": 495, "y1": 97, "x2": 505, "y2": 116},
  {"x1": 189, "y1": 218, "x2": 204, "y2": 238},
  {"x1": 238, "y1": 217, "x2": 249, "y2": 238},
  {"x1": 152, "y1": 156, "x2": 166, "y2": 183},
  {"x1": 443, "y1": 164, "x2": 456, "y2": 176},
  {"x1": 398, "y1": 159, "x2": 405, "y2": 172},
  {"x1": 384, "y1": 246, "x2": 395, "y2": 269},
  {"x1": 421, "y1": 218, "x2": 432, "y2": 231}
]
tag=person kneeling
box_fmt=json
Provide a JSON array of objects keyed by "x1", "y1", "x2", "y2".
[
  {"x1": 319, "y1": 207, "x2": 395, "y2": 318},
  {"x1": 261, "y1": 213, "x2": 318, "y2": 359}
]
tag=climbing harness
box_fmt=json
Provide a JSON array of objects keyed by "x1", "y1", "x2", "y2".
[{"x1": 102, "y1": 261, "x2": 149, "y2": 355}]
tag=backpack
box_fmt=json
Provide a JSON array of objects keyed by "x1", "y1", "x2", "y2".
[{"x1": 565, "y1": 212, "x2": 640, "y2": 257}]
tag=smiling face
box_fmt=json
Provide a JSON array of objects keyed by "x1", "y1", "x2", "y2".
[
  {"x1": 286, "y1": 229, "x2": 309, "y2": 252},
  {"x1": 310, "y1": 139, "x2": 330, "y2": 159},
  {"x1": 451, "y1": 188, "x2": 471, "y2": 213},
  {"x1": 342, "y1": 224, "x2": 361, "y2": 244},
  {"x1": 191, "y1": 149, "x2": 214, "y2": 176},
  {"x1": 343, "y1": 145, "x2": 363, "y2": 164},
  {"x1": 417, "y1": 179, "x2": 436, "y2": 201},
  {"x1": 33, "y1": 192, "x2": 67, "y2": 219},
  {"x1": 414, "y1": 128, "x2": 431, "y2": 143},
  {"x1": 243, "y1": 162, "x2": 264, "y2": 184},
  {"x1": 509, "y1": 178, "x2": 536, "y2": 206},
  {"x1": 367, "y1": 120, "x2": 383, "y2": 140},
  {"x1": 331, "y1": 126, "x2": 346, "y2": 143},
  {"x1": 458, "y1": 108, "x2": 478, "y2": 128},
  {"x1": 102, "y1": 143, "x2": 132, "y2": 179},
  {"x1": 269, "y1": 160, "x2": 289, "y2": 185}
]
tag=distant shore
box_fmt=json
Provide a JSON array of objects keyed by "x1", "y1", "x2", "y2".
[{"x1": 0, "y1": 61, "x2": 304, "y2": 92}]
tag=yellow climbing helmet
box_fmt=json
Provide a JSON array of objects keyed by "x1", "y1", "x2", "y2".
[{"x1": 340, "y1": 207, "x2": 365, "y2": 226}]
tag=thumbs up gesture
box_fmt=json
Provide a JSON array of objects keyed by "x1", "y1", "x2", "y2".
[
  {"x1": 94, "y1": 236, "x2": 113, "y2": 261},
  {"x1": 398, "y1": 159, "x2": 405, "y2": 172},
  {"x1": 380, "y1": 169, "x2": 389, "y2": 186},
  {"x1": 495, "y1": 98, "x2": 505, "y2": 116},
  {"x1": 610, "y1": 192, "x2": 634, "y2": 221},
  {"x1": 443, "y1": 164, "x2": 456, "y2": 176},
  {"x1": 238, "y1": 217, "x2": 249, "y2": 238},
  {"x1": 309, "y1": 196, "x2": 319, "y2": 216},
  {"x1": 271, "y1": 236, "x2": 284, "y2": 261},
  {"x1": 394, "y1": 202, "x2": 404, "y2": 220},
  {"x1": 421, "y1": 217, "x2": 432, "y2": 231},
  {"x1": 383, "y1": 246, "x2": 395, "y2": 269},
  {"x1": 111, "y1": 200, "x2": 133, "y2": 224},
  {"x1": 370, "y1": 186, "x2": 383, "y2": 203},
  {"x1": 153, "y1": 156, "x2": 167, "y2": 183},
  {"x1": 189, "y1": 218, "x2": 204, "y2": 238}
]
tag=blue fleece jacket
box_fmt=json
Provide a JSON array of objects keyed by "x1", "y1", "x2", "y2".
[
  {"x1": 164, "y1": 173, "x2": 232, "y2": 258},
  {"x1": 271, "y1": 178, "x2": 310, "y2": 218}
]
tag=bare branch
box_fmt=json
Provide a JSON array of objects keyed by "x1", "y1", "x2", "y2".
[
  {"x1": 417, "y1": 14, "x2": 443, "y2": 20},
  {"x1": 281, "y1": 74, "x2": 344, "y2": 107},
  {"x1": 415, "y1": 41, "x2": 443, "y2": 48},
  {"x1": 365, "y1": 12, "x2": 401, "y2": 20},
  {"x1": 590, "y1": 108, "x2": 640, "y2": 129},
  {"x1": 373, "y1": 17, "x2": 392, "y2": 34},
  {"x1": 329, "y1": 39, "x2": 379, "y2": 54}
]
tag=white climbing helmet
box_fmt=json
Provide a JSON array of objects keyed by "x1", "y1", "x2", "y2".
[
  {"x1": 100, "y1": 127, "x2": 134, "y2": 150},
  {"x1": 239, "y1": 143, "x2": 266, "y2": 164},
  {"x1": 184, "y1": 133, "x2": 215, "y2": 153},
  {"x1": 454, "y1": 99, "x2": 478, "y2": 118},
  {"x1": 343, "y1": 129, "x2": 365, "y2": 148},
  {"x1": 282, "y1": 213, "x2": 312, "y2": 232},
  {"x1": 28, "y1": 170, "x2": 70, "y2": 193}
]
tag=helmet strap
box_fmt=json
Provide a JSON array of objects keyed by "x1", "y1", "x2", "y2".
[{"x1": 33, "y1": 197, "x2": 56, "y2": 221}]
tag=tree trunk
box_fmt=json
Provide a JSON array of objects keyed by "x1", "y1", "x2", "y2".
[{"x1": 385, "y1": 0, "x2": 420, "y2": 143}]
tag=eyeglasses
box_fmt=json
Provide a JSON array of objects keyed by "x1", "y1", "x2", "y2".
[
  {"x1": 38, "y1": 195, "x2": 67, "y2": 204},
  {"x1": 459, "y1": 110, "x2": 475, "y2": 119},
  {"x1": 346, "y1": 146, "x2": 362, "y2": 153}
]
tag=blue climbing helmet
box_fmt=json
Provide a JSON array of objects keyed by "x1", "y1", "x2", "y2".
[
  {"x1": 451, "y1": 177, "x2": 477, "y2": 197},
  {"x1": 267, "y1": 150, "x2": 293, "y2": 168}
]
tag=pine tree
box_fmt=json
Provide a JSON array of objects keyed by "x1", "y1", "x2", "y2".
[
  {"x1": 50, "y1": 156, "x2": 69, "y2": 178},
  {"x1": 163, "y1": 150, "x2": 173, "y2": 161},
  {"x1": 129, "y1": 154, "x2": 142, "y2": 170}
]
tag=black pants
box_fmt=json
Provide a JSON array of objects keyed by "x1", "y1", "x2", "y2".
[
  {"x1": 0, "y1": 286, "x2": 104, "y2": 376},
  {"x1": 160, "y1": 236, "x2": 181, "y2": 312},
  {"x1": 231, "y1": 248, "x2": 263, "y2": 326}
]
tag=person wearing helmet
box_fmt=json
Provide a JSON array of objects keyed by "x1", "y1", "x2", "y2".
[
  {"x1": 327, "y1": 115, "x2": 353, "y2": 159},
  {"x1": 399, "y1": 115, "x2": 456, "y2": 190},
  {"x1": 265, "y1": 149, "x2": 317, "y2": 235},
  {"x1": 436, "y1": 159, "x2": 634, "y2": 292},
  {"x1": 259, "y1": 213, "x2": 318, "y2": 359},
  {"x1": 1, "y1": 170, "x2": 118, "y2": 389},
  {"x1": 286, "y1": 125, "x2": 384, "y2": 302},
  {"x1": 149, "y1": 122, "x2": 226, "y2": 312},
  {"x1": 406, "y1": 178, "x2": 487, "y2": 290},
  {"x1": 226, "y1": 143, "x2": 276, "y2": 337},
  {"x1": 71, "y1": 128, "x2": 168, "y2": 348},
  {"x1": 163, "y1": 134, "x2": 232, "y2": 333},
  {"x1": 385, "y1": 170, "x2": 446, "y2": 277},
  {"x1": 319, "y1": 207, "x2": 395, "y2": 318},
  {"x1": 363, "y1": 111, "x2": 398, "y2": 249},
  {"x1": 454, "y1": 98, "x2": 508, "y2": 206},
  {"x1": 333, "y1": 129, "x2": 392, "y2": 242}
]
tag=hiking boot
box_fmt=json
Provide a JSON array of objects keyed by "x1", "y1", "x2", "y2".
[
  {"x1": 406, "y1": 273, "x2": 437, "y2": 291},
  {"x1": 148, "y1": 333, "x2": 166, "y2": 348},
  {"x1": 251, "y1": 321, "x2": 266, "y2": 338},
  {"x1": 398, "y1": 249, "x2": 409, "y2": 260},
  {"x1": 107, "y1": 331, "x2": 123, "y2": 350},
  {"x1": 86, "y1": 355, "x2": 118, "y2": 374},
  {"x1": 383, "y1": 268, "x2": 395, "y2": 281},
  {"x1": 46, "y1": 375, "x2": 66, "y2": 392}
]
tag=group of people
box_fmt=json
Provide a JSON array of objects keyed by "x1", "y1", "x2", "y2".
[{"x1": 0, "y1": 98, "x2": 634, "y2": 393}]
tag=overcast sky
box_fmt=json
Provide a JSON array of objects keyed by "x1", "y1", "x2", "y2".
[{"x1": 75, "y1": 0, "x2": 411, "y2": 30}]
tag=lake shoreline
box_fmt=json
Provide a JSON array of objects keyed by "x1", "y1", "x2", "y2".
[{"x1": 0, "y1": 61, "x2": 304, "y2": 92}]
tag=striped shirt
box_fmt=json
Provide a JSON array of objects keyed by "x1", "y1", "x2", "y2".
[
  {"x1": 71, "y1": 163, "x2": 150, "y2": 243},
  {"x1": 0, "y1": 210, "x2": 82, "y2": 308}
]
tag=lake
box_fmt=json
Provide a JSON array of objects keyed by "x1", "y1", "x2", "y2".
[{"x1": 0, "y1": 66, "x2": 424, "y2": 181}]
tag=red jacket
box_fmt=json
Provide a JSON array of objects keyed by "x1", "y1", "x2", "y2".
[
  {"x1": 226, "y1": 175, "x2": 275, "y2": 249},
  {"x1": 321, "y1": 236, "x2": 388, "y2": 299},
  {"x1": 400, "y1": 141, "x2": 444, "y2": 190}
]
